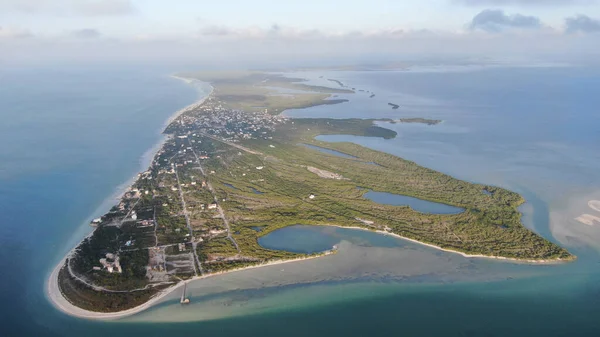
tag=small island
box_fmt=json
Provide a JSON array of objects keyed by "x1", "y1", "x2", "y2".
[
  {"x1": 49, "y1": 71, "x2": 574, "y2": 319},
  {"x1": 388, "y1": 118, "x2": 442, "y2": 125},
  {"x1": 327, "y1": 78, "x2": 345, "y2": 88}
]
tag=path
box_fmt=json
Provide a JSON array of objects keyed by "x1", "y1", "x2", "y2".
[
  {"x1": 174, "y1": 166, "x2": 203, "y2": 276},
  {"x1": 187, "y1": 139, "x2": 241, "y2": 253},
  {"x1": 196, "y1": 131, "x2": 262, "y2": 155}
]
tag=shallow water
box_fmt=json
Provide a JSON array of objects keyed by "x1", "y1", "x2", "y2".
[
  {"x1": 258, "y1": 225, "x2": 341, "y2": 253},
  {"x1": 3, "y1": 65, "x2": 600, "y2": 336},
  {"x1": 363, "y1": 190, "x2": 465, "y2": 214},
  {"x1": 301, "y1": 143, "x2": 358, "y2": 159}
]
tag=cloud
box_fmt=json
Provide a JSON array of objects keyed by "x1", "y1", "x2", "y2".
[
  {"x1": 0, "y1": 26, "x2": 33, "y2": 38},
  {"x1": 198, "y1": 24, "x2": 326, "y2": 40},
  {"x1": 455, "y1": 0, "x2": 596, "y2": 6},
  {"x1": 565, "y1": 15, "x2": 600, "y2": 33},
  {"x1": 200, "y1": 25, "x2": 235, "y2": 37},
  {"x1": 71, "y1": 28, "x2": 101, "y2": 39},
  {"x1": 74, "y1": 0, "x2": 134, "y2": 16},
  {"x1": 468, "y1": 9, "x2": 542, "y2": 32},
  {"x1": 0, "y1": 0, "x2": 135, "y2": 16}
]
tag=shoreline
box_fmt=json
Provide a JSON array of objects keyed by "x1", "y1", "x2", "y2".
[
  {"x1": 46, "y1": 251, "x2": 335, "y2": 321},
  {"x1": 324, "y1": 225, "x2": 575, "y2": 264},
  {"x1": 45, "y1": 72, "x2": 572, "y2": 321},
  {"x1": 47, "y1": 220, "x2": 573, "y2": 320},
  {"x1": 45, "y1": 75, "x2": 215, "y2": 320},
  {"x1": 166, "y1": 76, "x2": 214, "y2": 127}
]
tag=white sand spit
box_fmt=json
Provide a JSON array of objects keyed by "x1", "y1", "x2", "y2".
[
  {"x1": 575, "y1": 214, "x2": 600, "y2": 226},
  {"x1": 588, "y1": 200, "x2": 600, "y2": 212}
]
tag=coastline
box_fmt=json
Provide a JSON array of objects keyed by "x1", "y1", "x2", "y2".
[
  {"x1": 46, "y1": 219, "x2": 573, "y2": 321},
  {"x1": 45, "y1": 75, "x2": 214, "y2": 320},
  {"x1": 165, "y1": 76, "x2": 213, "y2": 127},
  {"x1": 45, "y1": 72, "x2": 572, "y2": 322},
  {"x1": 46, "y1": 251, "x2": 335, "y2": 320},
  {"x1": 324, "y1": 225, "x2": 575, "y2": 264}
]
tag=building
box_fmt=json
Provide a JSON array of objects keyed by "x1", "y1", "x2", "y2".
[{"x1": 99, "y1": 253, "x2": 122, "y2": 273}]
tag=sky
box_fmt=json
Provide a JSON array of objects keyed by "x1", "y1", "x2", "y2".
[{"x1": 1, "y1": 0, "x2": 600, "y2": 67}]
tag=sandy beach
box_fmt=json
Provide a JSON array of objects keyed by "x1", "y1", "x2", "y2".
[
  {"x1": 324, "y1": 225, "x2": 574, "y2": 264},
  {"x1": 46, "y1": 251, "x2": 335, "y2": 320},
  {"x1": 46, "y1": 75, "x2": 216, "y2": 320},
  {"x1": 165, "y1": 76, "x2": 213, "y2": 127},
  {"x1": 44, "y1": 73, "x2": 572, "y2": 322},
  {"x1": 46, "y1": 220, "x2": 570, "y2": 321}
]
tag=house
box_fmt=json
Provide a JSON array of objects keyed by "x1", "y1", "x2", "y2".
[
  {"x1": 99, "y1": 253, "x2": 122, "y2": 273},
  {"x1": 208, "y1": 202, "x2": 218, "y2": 210},
  {"x1": 309, "y1": 194, "x2": 315, "y2": 199}
]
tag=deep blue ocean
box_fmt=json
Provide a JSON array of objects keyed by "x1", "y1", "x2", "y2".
[{"x1": 2, "y1": 65, "x2": 600, "y2": 336}]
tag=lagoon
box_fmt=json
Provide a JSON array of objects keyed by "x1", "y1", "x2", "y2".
[
  {"x1": 301, "y1": 143, "x2": 358, "y2": 159},
  {"x1": 258, "y1": 225, "x2": 340, "y2": 253},
  {"x1": 364, "y1": 191, "x2": 465, "y2": 214},
  {"x1": 3, "y1": 65, "x2": 600, "y2": 336}
]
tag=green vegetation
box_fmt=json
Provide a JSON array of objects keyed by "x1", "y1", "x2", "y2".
[
  {"x1": 176, "y1": 71, "x2": 353, "y2": 114},
  {"x1": 58, "y1": 266, "x2": 160, "y2": 313},
  {"x1": 57, "y1": 70, "x2": 573, "y2": 314},
  {"x1": 202, "y1": 129, "x2": 571, "y2": 260}
]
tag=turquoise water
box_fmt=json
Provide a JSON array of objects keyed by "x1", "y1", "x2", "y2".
[
  {"x1": 2, "y1": 65, "x2": 600, "y2": 336},
  {"x1": 0, "y1": 67, "x2": 203, "y2": 336},
  {"x1": 363, "y1": 190, "x2": 465, "y2": 214},
  {"x1": 258, "y1": 225, "x2": 340, "y2": 253}
]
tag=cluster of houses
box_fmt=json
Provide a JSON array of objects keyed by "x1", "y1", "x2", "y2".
[
  {"x1": 94, "y1": 253, "x2": 122, "y2": 273},
  {"x1": 171, "y1": 97, "x2": 287, "y2": 141}
]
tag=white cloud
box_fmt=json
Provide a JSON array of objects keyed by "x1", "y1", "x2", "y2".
[
  {"x1": 0, "y1": 0, "x2": 135, "y2": 16},
  {"x1": 2, "y1": 21, "x2": 599, "y2": 67},
  {"x1": 455, "y1": 0, "x2": 597, "y2": 6},
  {"x1": 71, "y1": 28, "x2": 102, "y2": 38},
  {"x1": 0, "y1": 26, "x2": 33, "y2": 38}
]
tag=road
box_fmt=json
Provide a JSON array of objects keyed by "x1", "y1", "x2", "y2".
[
  {"x1": 196, "y1": 131, "x2": 262, "y2": 155},
  {"x1": 187, "y1": 139, "x2": 241, "y2": 253},
  {"x1": 174, "y1": 165, "x2": 204, "y2": 276},
  {"x1": 65, "y1": 256, "x2": 173, "y2": 293}
]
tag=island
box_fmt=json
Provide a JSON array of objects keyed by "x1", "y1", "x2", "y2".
[
  {"x1": 49, "y1": 71, "x2": 574, "y2": 318},
  {"x1": 327, "y1": 78, "x2": 345, "y2": 88},
  {"x1": 388, "y1": 118, "x2": 442, "y2": 125}
]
